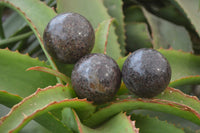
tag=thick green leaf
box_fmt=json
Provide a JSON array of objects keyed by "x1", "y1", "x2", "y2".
[
  {"x1": 117, "y1": 49, "x2": 200, "y2": 87},
  {"x1": 133, "y1": 110, "x2": 200, "y2": 132},
  {"x1": 57, "y1": 0, "x2": 110, "y2": 29},
  {"x1": 3, "y1": 11, "x2": 27, "y2": 38},
  {"x1": 125, "y1": 22, "x2": 152, "y2": 51},
  {"x1": 20, "y1": 120, "x2": 50, "y2": 133},
  {"x1": 156, "y1": 87, "x2": 200, "y2": 118},
  {"x1": 132, "y1": 114, "x2": 184, "y2": 133},
  {"x1": 0, "y1": 90, "x2": 22, "y2": 108},
  {"x1": 34, "y1": 112, "x2": 73, "y2": 133},
  {"x1": 0, "y1": 0, "x2": 56, "y2": 40},
  {"x1": 0, "y1": 84, "x2": 95, "y2": 132},
  {"x1": 0, "y1": 0, "x2": 61, "y2": 82},
  {"x1": 0, "y1": 105, "x2": 51, "y2": 133},
  {"x1": 0, "y1": 90, "x2": 75, "y2": 133},
  {"x1": 124, "y1": 6, "x2": 146, "y2": 23},
  {"x1": 0, "y1": 49, "x2": 57, "y2": 97},
  {"x1": 83, "y1": 87, "x2": 200, "y2": 127},
  {"x1": 158, "y1": 49, "x2": 200, "y2": 87},
  {"x1": 170, "y1": 0, "x2": 200, "y2": 37},
  {"x1": 92, "y1": 19, "x2": 122, "y2": 60},
  {"x1": 142, "y1": 8, "x2": 193, "y2": 52},
  {"x1": 62, "y1": 108, "x2": 78, "y2": 133},
  {"x1": 75, "y1": 111, "x2": 138, "y2": 133},
  {"x1": 57, "y1": 0, "x2": 122, "y2": 60},
  {"x1": 103, "y1": 0, "x2": 126, "y2": 55},
  {"x1": 150, "y1": 5, "x2": 191, "y2": 29}
]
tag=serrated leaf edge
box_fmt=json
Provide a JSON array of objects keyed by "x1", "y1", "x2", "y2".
[
  {"x1": 84, "y1": 87, "x2": 200, "y2": 127},
  {"x1": 169, "y1": 75, "x2": 200, "y2": 86},
  {"x1": 0, "y1": 90, "x2": 22, "y2": 100},
  {"x1": 127, "y1": 115, "x2": 140, "y2": 133},
  {"x1": 102, "y1": 0, "x2": 126, "y2": 55},
  {"x1": 0, "y1": 0, "x2": 61, "y2": 83},
  {"x1": 103, "y1": 18, "x2": 113, "y2": 55},
  {"x1": 0, "y1": 48, "x2": 47, "y2": 64},
  {"x1": 0, "y1": 84, "x2": 66, "y2": 123},
  {"x1": 163, "y1": 87, "x2": 199, "y2": 103},
  {"x1": 131, "y1": 114, "x2": 185, "y2": 132},
  {"x1": 0, "y1": 84, "x2": 95, "y2": 132},
  {"x1": 9, "y1": 98, "x2": 90, "y2": 132},
  {"x1": 170, "y1": 0, "x2": 200, "y2": 37}
]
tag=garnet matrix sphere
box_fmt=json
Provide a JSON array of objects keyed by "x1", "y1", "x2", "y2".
[
  {"x1": 122, "y1": 48, "x2": 171, "y2": 98},
  {"x1": 71, "y1": 53, "x2": 121, "y2": 103},
  {"x1": 43, "y1": 13, "x2": 95, "y2": 64}
]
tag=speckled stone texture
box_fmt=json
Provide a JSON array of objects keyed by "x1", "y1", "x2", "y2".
[
  {"x1": 71, "y1": 53, "x2": 121, "y2": 103},
  {"x1": 122, "y1": 48, "x2": 171, "y2": 98},
  {"x1": 43, "y1": 13, "x2": 95, "y2": 64}
]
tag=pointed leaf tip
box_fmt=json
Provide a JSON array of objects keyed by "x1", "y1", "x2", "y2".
[{"x1": 26, "y1": 66, "x2": 71, "y2": 84}]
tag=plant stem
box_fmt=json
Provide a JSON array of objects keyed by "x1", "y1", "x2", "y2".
[{"x1": 0, "y1": 31, "x2": 33, "y2": 46}]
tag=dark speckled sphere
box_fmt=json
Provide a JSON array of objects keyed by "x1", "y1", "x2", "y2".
[
  {"x1": 71, "y1": 53, "x2": 121, "y2": 103},
  {"x1": 43, "y1": 13, "x2": 95, "y2": 64},
  {"x1": 122, "y1": 48, "x2": 171, "y2": 98}
]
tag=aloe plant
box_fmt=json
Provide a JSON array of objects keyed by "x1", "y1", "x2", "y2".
[{"x1": 0, "y1": 0, "x2": 200, "y2": 132}]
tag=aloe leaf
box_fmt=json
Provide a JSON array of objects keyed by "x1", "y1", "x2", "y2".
[
  {"x1": 142, "y1": 8, "x2": 193, "y2": 52},
  {"x1": 103, "y1": 0, "x2": 126, "y2": 55},
  {"x1": 2, "y1": 11, "x2": 27, "y2": 38},
  {"x1": 62, "y1": 108, "x2": 78, "y2": 133},
  {"x1": 83, "y1": 87, "x2": 200, "y2": 127},
  {"x1": 74, "y1": 111, "x2": 139, "y2": 133},
  {"x1": 150, "y1": 5, "x2": 191, "y2": 29},
  {"x1": 125, "y1": 22, "x2": 152, "y2": 51},
  {"x1": 156, "y1": 87, "x2": 200, "y2": 114},
  {"x1": 34, "y1": 112, "x2": 73, "y2": 133},
  {"x1": 131, "y1": 114, "x2": 184, "y2": 133},
  {"x1": 170, "y1": 0, "x2": 200, "y2": 37},
  {"x1": 123, "y1": 6, "x2": 153, "y2": 51},
  {"x1": 0, "y1": 0, "x2": 62, "y2": 83},
  {"x1": 0, "y1": 106, "x2": 51, "y2": 133},
  {"x1": 124, "y1": 6, "x2": 146, "y2": 23},
  {"x1": 57, "y1": 0, "x2": 110, "y2": 29},
  {"x1": 92, "y1": 19, "x2": 122, "y2": 60},
  {"x1": 0, "y1": 90, "x2": 22, "y2": 108},
  {"x1": 134, "y1": 110, "x2": 200, "y2": 132},
  {"x1": 20, "y1": 120, "x2": 50, "y2": 133},
  {"x1": 158, "y1": 49, "x2": 200, "y2": 87},
  {"x1": 0, "y1": 84, "x2": 95, "y2": 132},
  {"x1": 27, "y1": 66, "x2": 71, "y2": 84},
  {"x1": 0, "y1": 49, "x2": 57, "y2": 97},
  {"x1": 57, "y1": 0, "x2": 122, "y2": 60},
  {"x1": 0, "y1": 92, "x2": 75, "y2": 133}
]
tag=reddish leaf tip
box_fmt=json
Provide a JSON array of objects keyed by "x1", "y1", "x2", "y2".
[{"x1": 26, "y1": 66, "x2": 41, "y2": 71}]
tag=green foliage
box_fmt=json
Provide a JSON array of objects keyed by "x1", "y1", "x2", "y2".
[
  {"x1": 0, "y1": 49, "x2": 57, "y2": 97},
  {"x1": 0, "y1": 0, "x2": 200, "y2": 132},
  {"x1": 131, "y1": 114, "x2": 184, "y2": 133},
  {"x1": 142, "y1": 8, "x2": 193, "y2": 52},
  {"x1": 92, "y1": 19, "x2": 121, "y2": 60}
]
